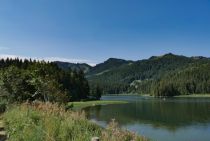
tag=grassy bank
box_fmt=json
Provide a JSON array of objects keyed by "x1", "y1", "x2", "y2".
[
  {"x1": 104, "y1": 94, "x2": 154, "y2": 97},
  {"x1": 68, "y1": 100, "x2": 128, "y2": 110},
  {"x1": 3, "y1": 102, "x2": 148, "y2": 141},
  {"x1": 104, "y1": 94, "x2": 139, "y2": 96}
]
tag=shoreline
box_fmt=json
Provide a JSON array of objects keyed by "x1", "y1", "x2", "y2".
[
  {"x1": 174, "y1": 94, "x2": 210, "y2": 98},
  {"x1": 103, "y1": 94, "x2": 210, "y2": 98}
]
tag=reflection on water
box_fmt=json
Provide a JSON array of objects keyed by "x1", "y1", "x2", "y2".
[{"x1": 84, "y1": 96, "x2": 210, "y2": 141}]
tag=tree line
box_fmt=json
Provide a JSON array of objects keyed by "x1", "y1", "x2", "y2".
[
  {"x1": 129, "y1": 63, "x2": 210, "y2": 97},
  {"x1": 0, "y1": 58, "x2": 101, "y2": 103},
  {"x1": 151, "y1": 63, "x2": 210, "y2": 97}
]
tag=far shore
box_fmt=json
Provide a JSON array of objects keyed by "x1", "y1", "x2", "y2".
[
  {"x1": 174, "y1": 94, "x2": 210, "y2": 98},
  {"x1": 104, "y1": 93, "x2": 210, "y2": 98},
  {"x1": 68, "y1": 94, "x2": 210, "y2": 110},
  {"x1": 104, "y1": 93, "x2": 152, "y2": 96}
]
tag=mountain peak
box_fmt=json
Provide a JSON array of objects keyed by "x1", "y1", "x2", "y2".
[
  {"x1": 106, "y1": 58, "x2": 127, "y2": 63},
  {"x1": 54, "y1": 61, "x2": 91, "y2": 73},
  {"x1": 149, "y1": 53, "x2": 176, "y2": 60},
  {"x1": 164, "y1": 53, "x2": 176, "y2": 56},
  {"x1": 87, "y1": 58, "x2": 131, "y2": 75}
]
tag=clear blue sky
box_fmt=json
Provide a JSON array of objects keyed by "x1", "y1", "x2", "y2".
[{"x1": 0, "y1": 0, "x2": 210, "y2": 65}]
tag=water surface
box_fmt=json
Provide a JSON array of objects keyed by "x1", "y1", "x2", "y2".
[{"x1": 84, "y1": 95, "x2": 210, "y2": 141}]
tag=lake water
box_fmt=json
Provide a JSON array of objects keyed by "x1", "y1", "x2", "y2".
[{"x1": 84, "y1": 95, "x2": 210, "y2": 141}]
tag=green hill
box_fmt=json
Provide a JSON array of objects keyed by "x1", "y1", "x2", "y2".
[
  {"x1": 86, "y1": 53, "x2": 210, "y2": 95},
  {"x1": 87, "y1": 58, "x2": 132, "y2": 76}
]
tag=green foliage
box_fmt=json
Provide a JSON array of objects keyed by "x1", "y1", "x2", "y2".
[
  {"x1": 152, "y1": 82, "x2": 180, "y2": 97},
  {"x1": 0, "y1": 58, "x2": 90, "y2": 103},
  {"x1": 0, "y1": 66, "x2": 35, "y2": 102}
]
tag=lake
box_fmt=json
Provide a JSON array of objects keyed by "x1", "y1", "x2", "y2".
[{"x1": 84, "y1": 95, "x2": 210, "y2": 141}]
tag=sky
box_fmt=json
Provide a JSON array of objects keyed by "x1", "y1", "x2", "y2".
[{"x1": 0, "y1": 0, "x2": 210, "y2": 65}]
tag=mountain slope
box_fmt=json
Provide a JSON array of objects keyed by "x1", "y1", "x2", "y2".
[
  {"x1": 87, "y1": 53, "x2": 210, "y2": 94},
  {"x1": 87, "y1": 58, "x2": 132, "y2": 76},
  {"x1": 53, "y1": 53, "x2": 210, "y2": 95}
]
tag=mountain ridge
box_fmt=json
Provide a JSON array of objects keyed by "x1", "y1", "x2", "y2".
[
  {"x1": 55, "y1": 53, "x2": 210, "y2": 95},
  {"x1": 54, "y1": 61, "x2": 92, "y2": 73},
  {"x1": 86, "y1": 53, "x2": 210, "y2": 94},
  {"x1": 54, "y1": 53, "x2": 210, "y2": 72}
]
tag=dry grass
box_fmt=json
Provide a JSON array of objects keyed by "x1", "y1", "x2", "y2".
[{"x1": 101, "y1": 119, "x2": 148, "y2": 141}]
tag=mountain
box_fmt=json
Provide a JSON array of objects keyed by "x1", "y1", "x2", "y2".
[
  {"x1": 87, "y1": 58, "x2": 133, "y2": 76},
  {"x1": 54, "y1": 53, "x2": 210, "y2": 96},
  {"x1": 86, "y1": 53, "x2": 210, "y2": 94},
  {"x1": 54, "y1": 61, "x2": 92, "y2": 73}
]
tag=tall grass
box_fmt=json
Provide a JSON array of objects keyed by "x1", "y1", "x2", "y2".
[{"x1": 4, "y1": 102, "x2": 148, "y2": 141}]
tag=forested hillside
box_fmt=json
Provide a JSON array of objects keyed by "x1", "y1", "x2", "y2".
[
  {"x1": 86, "y1": 58, "x2": 132, "y2": 76},
  {"x1": 151, "y1": 63, "x2": 210, "y2": 96},
  {"x1": 86, "y1": 53, "x2": 210, "y2": 96}
]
